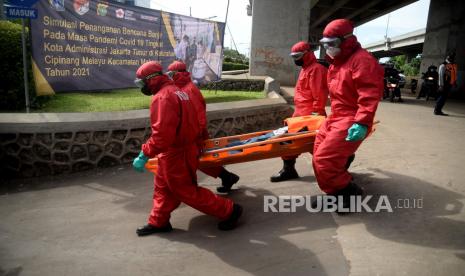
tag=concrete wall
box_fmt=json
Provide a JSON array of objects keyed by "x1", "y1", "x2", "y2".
[
  {"x1": 249, "y1": 0, "x2": 310, "y2": 86},
  {"x1": 199, "y1": 78, "x2": 264, "y2": 91},
  {"x1": 420, "y1": 0, "x2": 465, "y2": 94},
  {"x1": 0, "y1": 97, "x2": 292, "y2": 179}
]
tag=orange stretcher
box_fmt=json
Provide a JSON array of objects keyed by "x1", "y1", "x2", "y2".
[
  {"x1": 145, "y1": 115, "x2": 326, "y2": 174},
  {"x1": 145, "y1": 115, "x2": 380, "y2": 174}
]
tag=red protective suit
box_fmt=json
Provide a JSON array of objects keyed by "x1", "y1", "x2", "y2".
[
  {"x1": 312, "y1": 19, "x2": 384, "y2": 194},
  {"x1": 139, "y1": 63, "x2": 233, "y2": 227},
  {"x1": 292, "y1": 42, "x2": 329, "y2": 117},
  {"x1": 283, "y1": 42, "x2": 329, "y2": 161},
  {"x1": 171, "y1": 70, "x2": 224, "y2": 178}
]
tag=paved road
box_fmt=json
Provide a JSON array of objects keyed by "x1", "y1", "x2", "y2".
[{"x1": 1, "y1": 96, "x2": 465, "y2": 275}]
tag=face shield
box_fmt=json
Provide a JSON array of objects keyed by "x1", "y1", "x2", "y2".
[
  {"x1": 166, "y1": 70, "x2": 186, "y2": 79},
  {"x1": 134, "y1": 72, "x2": 162, "y2": 88},
  {"x1": 290, "y1": 51, "x2": 307, "y2": 61},
  {"x1": 319, "y1": 33, "x2": 353, "y2": 49},
  {"x1": 319, "y1": 37, "x2": 342, "y2": 49},
  {"x1": 166, "y1": 70, "x2": 176, "y2": 79}
]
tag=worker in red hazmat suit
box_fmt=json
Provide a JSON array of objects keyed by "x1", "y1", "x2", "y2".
[
  {"x1": 132, "y1": 61, "x2": 242, "y2": 235},
  {"x1": 270, "y1": 41, "x2": 329, "y2": 182},
  {"x1": 313, "y1": 19, "x2": 384, "y2": 213},
  {"x1": 167, "y1": 61, "x2": 240, "y2": 193}
]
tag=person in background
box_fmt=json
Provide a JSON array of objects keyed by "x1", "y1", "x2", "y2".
[
  {"x1": 270, "y1": 41, "x2": 329, "y2": 182},
  {"x1": 132, "y1": 61, "x2": 242, "y2": 236},
  {"x1": 313, "y1": 19, "x2": 384, "y2": 213},
  {"x1": 434, "y1": 53, "x2": 457, "y2": 116},
  {"x1": 167, "y1": 60, "x2": 240, "y2": 193}
]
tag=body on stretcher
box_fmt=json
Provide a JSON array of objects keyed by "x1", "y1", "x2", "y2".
[{"x1": 145, "y1": 115, "x2": 326, "y2": 174}]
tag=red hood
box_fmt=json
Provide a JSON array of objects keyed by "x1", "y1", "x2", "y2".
[
  {"x1": 173, "y1": 71, "x2": 192, "y2": 88},
  {"x1": 147, "y1": 74, "x2": 174, "y2": 94},
  {"x1": 302, "y1": 51, "x2": 317, "y2": 68}
]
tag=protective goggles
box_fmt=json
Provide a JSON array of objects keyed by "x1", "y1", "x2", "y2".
[
  {"x1": 134, "y1": 72, "x2": 162, "y2": 88},
  {"x1": 319, "y1": 33, "x2": 353, "y2": 49},
  {"x1": 166, "y1": 70, "x2": 186, "y2": 78},
  {"x1": 290, "y1": 51, "x2": 307, "y2": 60}
]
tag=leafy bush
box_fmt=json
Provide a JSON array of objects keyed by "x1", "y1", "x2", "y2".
[
  {"x1": 391, "y1": 55, "x2": 421, "y2": 77},
  {"x1": 222, "y1": 62, "x2": 249, "y2": 71},
  {"x1": 223, "y1": 48, "x2": 249, "y2": 64},
  {"x1": 0, "y1": 20, "x2": 39, "y2": 111}
]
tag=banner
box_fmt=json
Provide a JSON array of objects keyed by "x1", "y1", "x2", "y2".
[{"x1": 30, "y1": 0, "x2": 225, "y2": 95}]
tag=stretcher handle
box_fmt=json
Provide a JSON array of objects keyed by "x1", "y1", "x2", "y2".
[
  {"x1": 207, "y1": 130, "x2": 271, "y2": 143},
  {"x1": 205, "y1": 131, "x2": 317, "y2": 155}
]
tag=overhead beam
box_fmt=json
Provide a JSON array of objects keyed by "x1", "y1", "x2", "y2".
[
  {"x1": 310, "y1": 0, "x2": 320, "y2": 9},
  {"x1": 310, "y1": 0, "x2": 351, "y2": 29},
  {"x1": 346, "y1": 0, "x2": 383, "y2": 20},
  {"x1": 353, "y1": 0, "x2": 418, "y2": 27}
]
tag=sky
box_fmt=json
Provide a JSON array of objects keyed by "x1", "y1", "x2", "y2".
[{"x1": 150, "y1": 0, "x2": 430, "y2": 57}]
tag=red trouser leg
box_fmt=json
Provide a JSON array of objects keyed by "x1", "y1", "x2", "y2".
[
  {"x1": 149, "y1": 148, "x2": 234, "y2": 225},
  {"x1": 312, "y1": 117, "x2": 362, "y2": 194},
  {"x1": 199, "y1": 132, "x2": 225, "y2": 178},
  {"x1": 148, "y1": 172, "x2": 181, "y2": 227},
  {"x1": 200, "y1": 166, "x2": 223, "y2": 178}
]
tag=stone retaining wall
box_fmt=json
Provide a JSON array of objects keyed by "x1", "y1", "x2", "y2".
[
  {"x1": 199, "y1": 78, "x2": 264, "y2": 91},
  {"x1": 0, "y1": 98, "x2": 292, "y2": 179}
]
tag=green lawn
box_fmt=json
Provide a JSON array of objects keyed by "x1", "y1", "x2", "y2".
[{"x1": 34, "y1": 89, "x2": 264, "y2": 112}]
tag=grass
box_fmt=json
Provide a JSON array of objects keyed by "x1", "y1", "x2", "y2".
[{"x1": 34, "y1": 89, "x2": 265, "y2": 113}]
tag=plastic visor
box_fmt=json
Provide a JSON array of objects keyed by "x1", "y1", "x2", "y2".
[
  {"x1": 134, "y1": 72, "x2": 162, "y2": 88},
  {"x1": 290, "y1": 51, "x2": 306, "y2": 60},
  {"x1": 166, "y1": 70, "x2": 187, "y2": 79},
  {"x1": 320, "y1": 37, "x2": 342, "y2": 49},
  {"x1": 166, "y1": 71, "x2": 176, "y2": 79},
  {"x1": 320, "y1": 33, "x2": 353, "y2": 49},
  {"x1": 134, "y1": 78, "x2": 145, "y2": 88}
]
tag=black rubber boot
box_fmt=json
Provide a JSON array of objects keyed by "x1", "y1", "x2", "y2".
[
  {"x1": 434, "y1": 111, "x2": 448, "y2": 116},
  {"x1": 216, "y1": 169, "x2": 240, "y2": 193},
  {"x1": 270, "y1": 159, "x2": 299, "y2": 182},
  {"x1": 218, "y1": 204, "x2": 243, "y2": 231},
  {"x1": 136, "y1": 223, "x2": 173, "y2": 236},
  {"x1": 345, "y1": 154, "x2": 355, "y2": 169},
  {"x1": 334, "y1": 182, "x2": 364, "y2": 215}
]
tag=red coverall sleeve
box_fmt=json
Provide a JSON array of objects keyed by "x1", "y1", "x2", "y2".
[
  {"x1": 352, "y1": 58, "x2": 383, "y2": 126},
  {"x1": 309, "y1": 66, "x2": 329, "y2": 113},
  {"x1": 142, "y1": 95, "x2": 180, "y2": 158}
]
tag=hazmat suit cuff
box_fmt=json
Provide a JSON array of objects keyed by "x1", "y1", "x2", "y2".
[{"x1": 354, "y1": 114, "x2": 373, "y2": 128}]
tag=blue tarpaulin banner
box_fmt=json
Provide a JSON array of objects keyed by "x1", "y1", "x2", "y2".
[{"x1": 30, "y1": 0, "x2": 225, "y2": 95}]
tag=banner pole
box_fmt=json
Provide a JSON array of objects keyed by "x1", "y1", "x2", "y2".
[
  {"x1": 21, "y1": 18, "x2": 30, "y2": 113},
  {"x1": 224, "y1": 0, "x2": 230, "y2": 26},
  {"x1": 217, "y1": 0, "x2": 230, "y2": 80},
  {"x1": 158, "y1": 9, "x2": 162, "y2": 62}
]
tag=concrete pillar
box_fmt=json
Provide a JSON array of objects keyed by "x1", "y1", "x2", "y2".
[
  {"x1": 420, "y1": 0, "x2": 465, "y2": 94},
  {"x1": 249, "y1": 0, "x2": 310, "y2": 86}
]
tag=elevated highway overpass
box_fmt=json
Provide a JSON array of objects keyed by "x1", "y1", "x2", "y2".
[
  {"x1": 363, "y1": 28, "x2": 425, "y2": 59},
  {"x1": 248, "y1": 0, "x2": 464, "y2": 95}
]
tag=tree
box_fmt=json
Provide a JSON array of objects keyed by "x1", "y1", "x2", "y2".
[
  {"x1": 390, "y1": 55, "x2": 421, "y2": 76},
  {"x1": 223, "y1": 48, "x2": 249, "y2": 65}
]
